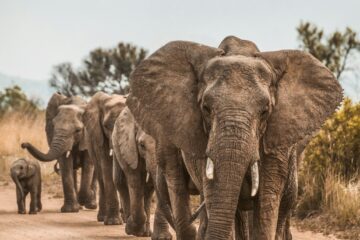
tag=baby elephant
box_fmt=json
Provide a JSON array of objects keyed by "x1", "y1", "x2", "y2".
[{"x1": 10, "y1": 158, "x2": 42, "y2": 214}]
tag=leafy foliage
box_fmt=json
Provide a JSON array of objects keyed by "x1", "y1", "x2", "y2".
[
  {"x1": 50, "y1": 42, "x2": 147, "y2": 97},
  {"x1": 297, "y1": 22, "x2": 360, "y2": 79},
  {"x1": 0, "y1": 85, "x2": 39, "y2": 116},
  {"x1": 303, "y1": 98, "x2": 360, "y2": 180}
]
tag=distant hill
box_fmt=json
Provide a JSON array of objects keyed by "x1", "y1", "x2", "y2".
[{"x1": 0, "y1": 72, "x2": 53, "y2": 108}]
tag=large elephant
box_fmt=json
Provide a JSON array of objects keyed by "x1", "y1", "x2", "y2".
[
  {"x1": 126, "y1": 36, "x2": 343, "y2": 240},
  {"x1": 21, "y1": 93, "x2": 97, "y2": 213},
  {"x1": 112, "y1": 106, "x2": 173, "y2": 239},
  {"x1": 82, "y1": 92, "x2": 126, "y2": 225}
]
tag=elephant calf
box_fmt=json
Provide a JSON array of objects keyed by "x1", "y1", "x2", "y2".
[{"x1": 10, "y1": 158, "x2": 42, "y2": 214}]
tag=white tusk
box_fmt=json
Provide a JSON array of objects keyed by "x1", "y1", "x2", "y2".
[
  {"x1": 146, "y1": 172, "x2": 150, "y2": 183},
  {"x1": 251, "y1": 161, "x2": 259, "y2": 197},
  {"x1": 66, "y1": 151, "x2": 71, "y2": 158},
  {"x1": 109, "y1": 149, "x2": 113, "y2": 156},
  {"x1": 206, "y1": 157, "x2": 214, "y2": 180}
]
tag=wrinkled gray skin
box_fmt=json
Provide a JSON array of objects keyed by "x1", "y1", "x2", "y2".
[
  {"x1": 127, "y1": 36, "x2": 343, "y2": 240},
  {"x1": 82, "y1": 92, "x2": 126, "y2": 225},
  {"x1": 112, "y1": 107, "x2": 175, "y2": 239},
  {"x1": 22, "y1": 93, "x2": 97, "y2": 213},
  {"x1": 10, "y1": 158, "x2": 42, "y2": 214}
]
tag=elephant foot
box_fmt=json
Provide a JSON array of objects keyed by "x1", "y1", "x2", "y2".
[
  {"x1": 176, "y1": 224, "x2": 197, "y2": 240},
  {"x1": 97, "y1": 212, "x2": 105, "y2": 222},
  {"x1": 61, "y1": 203, "x2": 80, "y2": 213},
  {"x1": 18, "y1": 209, "x2": 26, "y2": 214},
  {"x1": 125, "y1": 217, "x2": 151, "y2": 237},
  {"x1": 152, "y1": 231, "x2": 172, "y2": 240},
  {"x1": 104, "y1": 215, "x2": 123, "y2": 225},
  {"x1": 37, "y1": 202, "x2": 42, "y2": 212},
  {"x1": 84, "y1": 201, "x2": 97, "y2": 210},
  {"x1": 29, "y1": 210, "x2": 37, "y2": 215}
]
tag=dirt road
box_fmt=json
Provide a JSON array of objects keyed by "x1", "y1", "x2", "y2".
[{"x1": 0, "y1": 184, "x2": 338, "y2": 240}]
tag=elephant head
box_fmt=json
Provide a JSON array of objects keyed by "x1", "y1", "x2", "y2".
[
  {"x1": 83, "y1": 92, "x2": 126, "y2": 156},
  {"x1": 126, "y1": 36, "x2": 343, "y2": 239},
  {"x1": 10, "y1": 159, "x2": 37, "y2": 198},
  {"x1": 22, "y1": 93, "x2": 87, "y2": 161}
]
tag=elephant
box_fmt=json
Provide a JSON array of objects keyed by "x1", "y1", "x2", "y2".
[
  {"x1": 126, "y1": 36, "x2": 343, "y2": 240},
  {"x1": 82, "y1": 92, "x2": 126, "y2": 225},
  {"x1": 21, "y1": 93, "x2": 97, "y2": 213},
  {"x1": 10, "y1": 158, "x2": 42, "y2": 214},
  {"x1": 112, "y1": 107, "x2": 203, "y2": 239}
]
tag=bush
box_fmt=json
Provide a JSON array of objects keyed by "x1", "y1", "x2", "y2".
[{"x1": 297, "y1": 98, "x2": 360, "y2": 228}]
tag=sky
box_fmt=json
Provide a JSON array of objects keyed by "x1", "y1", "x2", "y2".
[{"x1": 0, "y1": 0, "x2": 359, "y2": 100}]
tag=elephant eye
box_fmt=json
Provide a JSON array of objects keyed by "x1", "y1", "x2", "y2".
[
  {"x1": 75, "y1": 128, "x2": 82, "y2": 133},
  {"x1": 202, "y1": 104, "x2": 211, "y2": 116},
  {"x1": 139, "y1": 142, "x2": 146, "y2": 150},
  {"x1": 20, "y1": 166, "x2": 23, "y2": 170},
  {"x1": 260, "y1": 106, "x2": 269, "y2": 118}
]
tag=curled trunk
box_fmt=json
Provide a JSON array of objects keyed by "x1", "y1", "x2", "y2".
[{"x1": 23, "y1": 136, "x2": 68, "y2": 162}]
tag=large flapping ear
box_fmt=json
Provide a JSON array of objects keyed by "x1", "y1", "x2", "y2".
[
  {"x1": 257, "y1": 50, "x2": 343, "y2": 153},
  {"x1": 45, "y1": 93, "x2": 67, "y2": 145},
  {"x1": 218, "y1": 35, "x2": 260, "y2": 56},
  {"x1": 83, "y1": 92, "x2": 107, "y2": 150},
  {"x1": 127, "y1": 41, "x2": 224, "y2": 156},
  {"x1": 113, "y1": 107, "x2": 138, "y2": 170}
]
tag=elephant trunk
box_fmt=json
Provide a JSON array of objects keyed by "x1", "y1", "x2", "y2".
[
  {"x1": 11, "y1": 170, "x2": 24, "y2": 199},
  {"x1": 22, "y1": 134, "x2": 70, "y2": 162},
  {"x1": 205, "y1": 116, "x2": 257, "y2": 240}
]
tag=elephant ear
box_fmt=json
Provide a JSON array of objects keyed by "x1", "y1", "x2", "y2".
[
  {"x1": 114, "y1": 107, "x2": 138, "y2": 170},
  {"x1": 127, "y1": 41, "x2": 224, "y2": 156},
  {"x1": 258, "y1": 50, "x2": 343, "y2": 153},
  {"x1": 45, "y1": 93, "x2": 67, "y2": 145},
  {"x1": 218, "y1": 35, "x2": 259, "y2": 56}
]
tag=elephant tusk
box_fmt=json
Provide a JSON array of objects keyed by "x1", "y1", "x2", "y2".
[
  {"x1": 109, "y1": 149, "x2": 113, "y2": 156},
  {"x1": 146, "y1": 172, "x2": 150, "y2": 183},
  {"x1": 206, "y1": 157, "x2": 214, "y2": 180},
  {"x1": 66, "y1": 151, "x2": 71, "y2": 158},
  {"x1": 251, "y1": 161, "x2": 259, "y2": 197}
]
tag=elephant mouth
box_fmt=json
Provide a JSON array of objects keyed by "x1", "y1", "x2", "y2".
[{"x1": 205, "y1": 157, "x2": 259, "y2": 197}]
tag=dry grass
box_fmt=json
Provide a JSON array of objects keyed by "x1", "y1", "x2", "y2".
[
  {"x1": 297, "y1": 169, "x2": 360, "y2": 239},
  {"x1": 0, "y1": 111, "x2": 61, "y2": 192}
]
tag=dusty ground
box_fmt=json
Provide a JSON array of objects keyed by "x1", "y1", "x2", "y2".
[{"x1": 0, "y1": 183, "x2": 339, "y2": 240}]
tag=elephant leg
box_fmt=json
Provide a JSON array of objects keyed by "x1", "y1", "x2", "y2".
[
  {"x1": 254, "y1": 153, "x2": 287, "y2": 240},
  {"x1": 152, "y1": 202, "x2": 173, "y2": 240},
  {"x1": 16, "y1": 186, "x2": 26, "y2": 214},
  {"x1": 29, "y1": 189, "x2": 38, "y2": 214},
  {"x1": 124, "y1": 166, "x2": 149, "y2": 237},
  {"x1": 58, "y1": 156, "x2": 79, "y2": 213},
  {"x1": 144, "y1": 177, "x2": 155, "y2": 236},
  {"x1": 97, "y1": 168, "x2": 106, "y2": 222},
  {"x1": 156, "y1": 143, "x2": 196, "y2": 240},
  {"x1": 73, "y1": 169, "x2": 78, "y2": 195},
  {"x1": 37, "y1": 186, "x2": 42, "y2": 212},
  {"x1": 78, "y1": 152, "x2": 97, "y2": 209},
  {"x1": 101, "y1": 154, "x2": 121, "y2": 225},
  {"x1": 276, "y1": 151, "x2": 298, "y2": 240},
  {"x1": 113, "y1": 157, "x2": 130, "y2": 222}
]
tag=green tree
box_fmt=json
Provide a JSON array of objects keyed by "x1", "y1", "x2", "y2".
[
  {"x1": 0, "y1": 85, "x2": 39, "y2": 115},
  {"x1": 297, "y1": 22, "x2": 360, "y2": 79},
  {"x1": 50, "y1": 42, "x2": 147, "y2": 97}
]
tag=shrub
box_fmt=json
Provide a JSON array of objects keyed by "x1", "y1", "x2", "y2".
[{"x1": 297, "y1": 98, "x2": 360, "y2": 228}]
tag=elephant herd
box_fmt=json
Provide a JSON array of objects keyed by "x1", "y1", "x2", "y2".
[{"x1": 20, "y1": 36, "x2": 343, "y2": 240}]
